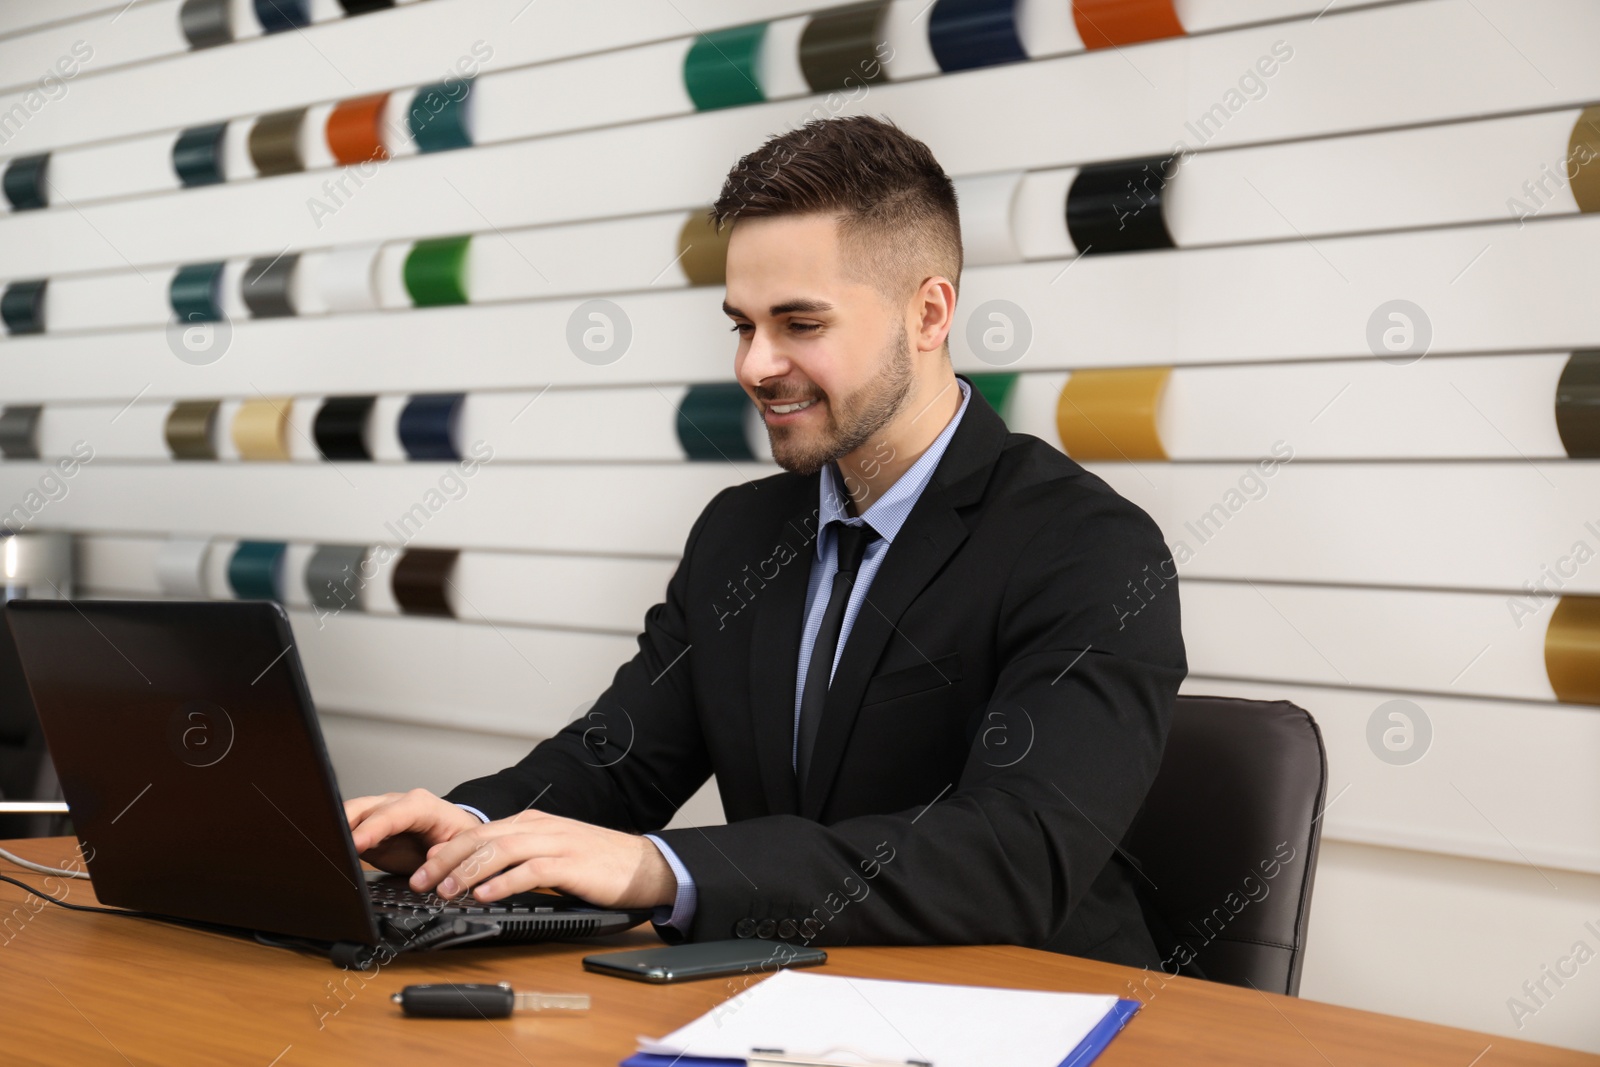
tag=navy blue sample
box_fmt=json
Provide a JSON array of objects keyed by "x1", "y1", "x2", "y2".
[
  {"x1": 398, "y1": 393, "x2": 464, "y2": 461},
  {"x1": 928, "y1": 0, "x2": 1027, "y2": 73}
]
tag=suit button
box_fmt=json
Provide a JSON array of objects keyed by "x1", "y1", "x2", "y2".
[
  {"x1": 756, "y1": 919, "x2": 776, "y2": 939},
  {"x1": 734, "y1": 918, "x2": 756, "y2": 938},
  {"x1": 777, "y1": 919, "x2": 797, "y2": 939}
]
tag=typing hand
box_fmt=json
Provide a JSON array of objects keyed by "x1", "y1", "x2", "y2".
[
  {"x1": 407, "y1": 809, "x2": 677, "y2": 910},
  {"x1": 344, "y1": 789, "x2": 483, "y2": 875}
]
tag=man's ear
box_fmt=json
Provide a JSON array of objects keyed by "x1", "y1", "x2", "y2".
[{"x1": 914, "y1": 275, "x2": 956, "y2": 354}]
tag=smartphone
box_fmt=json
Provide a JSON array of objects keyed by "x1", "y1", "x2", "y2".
[{"x1": 582, "y1": 939, "x2": 827, "y2": 983}]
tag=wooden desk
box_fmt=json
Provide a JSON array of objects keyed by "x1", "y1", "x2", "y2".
[{"x1": 2, "y1": 837, "x2": 1592, "y2": 1066}]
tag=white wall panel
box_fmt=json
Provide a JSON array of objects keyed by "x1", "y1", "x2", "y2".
[
  {"x1": 0, "y1": 461, "x2": 761, "y2": 552},
  {"x1": 1154, "y1": 354, "x2": 1570, "y2": 460},
  {"x1": 7, "y1": 460, "x2": 1599, "y2": 594},
  {"x1": 1181, "y1": 581, "x2": 1558, "y2": 702},
  {"x1": 11, "y1": 1, "x2": 1600, "y2": 274},
  {"x1": 12, "y1": 214, "x2": 1600, "y2": 402},
  {"x1": 289, "y1": 606, "x2": 638, "y2": 734},
  {"x1": 0, "y1": 0, "x2": 870, "y2": 161},
  {"x1": 1083, "y1": 461, "x2": 1600, "y2": 592},
  {"x1": 0, "y1": 1, "x2": 133, "y2": 40},
  {"x1": 1165, "y1": 108, "x2": 1584, "y2": 247},
  {"x1": 0, "y1": 1, "x2": 183, "y2": 99},
  {"x1": 1298, "y1": 841, "x2": 1600, "y2": 1053}
]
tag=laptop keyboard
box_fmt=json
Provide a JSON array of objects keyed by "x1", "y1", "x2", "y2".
[{"x1": 367, "y1": 880, "x2": 556, "y2": 916}]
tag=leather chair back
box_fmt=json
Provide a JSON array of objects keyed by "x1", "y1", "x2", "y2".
[
  {"x1": 1122, "y1": 694, "x2": 1327, "y2": 995},
  {"x1": 0, "y1": 618, "x2": 66, "y2": 839}
]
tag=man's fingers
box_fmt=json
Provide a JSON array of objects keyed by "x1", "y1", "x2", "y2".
[
  {"x1": 349, "y1": 792, "x2": 437, "y2": 853},
  {"x1": 432, "y1": 835, "x2": 563, "y2": 903},
  {"x1": 343, "y1": 793, "x2": 398, "y2": 830},
  {"x1": 472, "y1": 854, "x2": 568, "y2": 903},
  {"x1": 412, "y1": 821, "x2": 565, "y2": 897}
]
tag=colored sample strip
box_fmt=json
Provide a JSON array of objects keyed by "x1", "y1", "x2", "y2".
[
  {"x1": 409, "y1": 80, "x2": 474, "y2": 153},
  {"x1": 233, "y1": 398, "x2": 292, "y2": 461},
  {"x1": 1056, "y1": 368, "x2": 1170, "y2": 460},
  {"x1": 678, "y1": 383, "x2": 754, "y2": 460},
  {"x1": 398, "y1": 394, "x2": 464, "y2": 461},
  {"x1": 338, "y1": 0, "x2": 393, "y2": 12},
  {"x1": 229, "y1": 540, "x2": 286, "y2": 600},
  {"x1": 1556, "y1": 351, "x2": 1600, "y2": 458},
  {"x1": 1072, "y1": 0, "x2": 1184, "y2": 49},
  {"x1": 677, "y1": 211, "x2": 731, "y2": 286},
  {"x1": 254, "y1": 0, "x2": 309, "y2": 33},
  {"x1": 170, "y1": 262, "x2": 226, "y2": 322},
  {"x1": 392, "y1": 547, "x2": 458, "y2": 617},
  {"x1": 1545, "y1": 596, "x2": 1600, "y2": 706},
  {"x1": 327, "y1": 94, "x2": 391, "y2": 165},
  {"x1": 318, "y1": 243, "x2": 382, "y2": 312},
  {"x1": 1066, "y1": 156, "x2": 1176, "y2": 255},
  {"x1": 242, "y1": 253, "x2": 299, "y2": 318},
  {"x1": 685, "y1": 23, "x2": 766, "y2": 111},
  {"x1": 404, "y1": 236, "x2": 471, "y2": 306},
  {"x1": 1, "y1": 279, "x2": 47, "y2": 335},
  {"x1": 1569, "y1": 107, "x2": 1600, "y2": 214},
  {"x1": 180, "y1": 0, "x2": 231, "y2": 48},
  {"x1": 929, "y1": 0, "x2": 1027, "y2": 73},
  {"x1": 165, "y1": 399, "x2": 221, "y2": 460},
  {"x1": 0, "y1": 405, "x2": 42, "y2": 459},
  {"x1": 3, "y1": 155, "x2": 49, "y2": 211},
  {"x1": 306, "y1": 544, "x2": 368, "y2": 611},
  {"x1": 156, "y1": 537, "x2": 211, "y2": 597},
  {"x1": 967, "y1": 372, "x2": 1018, "y2": 420},
  {"x1": 314, "y1": 396, "x2": 376, "y2": 460},
  {"x1": 173, "y1": 123, "x2": 228, "y2": 187},
  {"x1": 249, "y1": 109, "x2": 307, "y2": 177},
  {"x1": 800, "y1": 1, "x2": 889, "y2": 92}
]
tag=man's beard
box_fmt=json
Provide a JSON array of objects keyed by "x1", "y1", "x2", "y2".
[{"x1": 765, "y1": 320, "x2": 914, "y2": 479}]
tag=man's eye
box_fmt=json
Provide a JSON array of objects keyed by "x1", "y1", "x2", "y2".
[
  {"x1": 790, "y1": 323, "x2": 821, "y2": 333},
  {"x1": 729, "y1": 323, "x2": 751, "y2": 333}
]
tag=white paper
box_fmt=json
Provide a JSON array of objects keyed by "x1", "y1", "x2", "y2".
[{"x1": 637, "y1": 969, "x2": 1120, "y2": 1067}]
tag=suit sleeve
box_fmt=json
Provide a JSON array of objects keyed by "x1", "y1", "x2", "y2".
[
  {"x1": 649, "y1": 490, "x2": 1187, "y2": 946},
  {"x1": 442, "y1": 489, "x2": 727, "y2": 832}
]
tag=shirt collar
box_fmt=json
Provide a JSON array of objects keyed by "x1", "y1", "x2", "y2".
[{"x1": 818, "y1": 375, "x2": 973, "y2": 546}]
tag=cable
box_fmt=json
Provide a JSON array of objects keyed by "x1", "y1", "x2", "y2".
[
  {"x1": 0, "y1": 845, "x2": 91, "y2": 879},
  {"x1": 0, "y1": 872, "x2": 162, "y2": 917},
  {"x1": 0, "y1": 872, "x2": 269, "y2": 944}
]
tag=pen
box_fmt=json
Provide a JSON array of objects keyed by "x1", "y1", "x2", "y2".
[{"x1": 746, "y1": 1047, "x2": 932, "y2": 1067}]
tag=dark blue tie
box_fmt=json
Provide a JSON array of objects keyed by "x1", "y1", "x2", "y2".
[{"x1": 796, "y1": 520, "x2": 878, "y2": 789}]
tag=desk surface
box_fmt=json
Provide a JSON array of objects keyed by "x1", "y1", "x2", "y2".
[{"x1": 2, "y1": 837, "x2": 1593, "y2": 1066}]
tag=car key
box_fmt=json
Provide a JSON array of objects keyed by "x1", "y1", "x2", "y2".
[{"x1": 393, "y1": 982, "x2": 590, "y2": 1018}]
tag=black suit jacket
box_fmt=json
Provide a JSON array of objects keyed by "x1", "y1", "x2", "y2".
[{"x1": 445, "y1": 373, "x2": 1188, "y2": 968}]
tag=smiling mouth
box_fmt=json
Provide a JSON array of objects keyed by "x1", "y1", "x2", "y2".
[{"x1": 767, "y1": 398, "x2": 820, "y2": 415}]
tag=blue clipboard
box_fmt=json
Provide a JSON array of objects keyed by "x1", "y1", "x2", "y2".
[{"x1": 620, "y1": 997, "x2": 1142, "y2": 1067}]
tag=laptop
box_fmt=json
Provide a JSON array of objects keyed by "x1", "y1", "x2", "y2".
[{"x1": 2, "y1": 598, "x2": 651, "y2": 966}]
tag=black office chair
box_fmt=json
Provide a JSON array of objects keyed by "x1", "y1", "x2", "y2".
[
  {"x1": 1122, "y1": 694, "x2": 1327, "y2": 996},
  {"x1": 0, "y1": 620, "x2": 69, "y2": 840}
]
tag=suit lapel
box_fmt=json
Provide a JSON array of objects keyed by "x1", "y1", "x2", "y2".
[{"x1": 798, "y1": 375, "x2": 1011, "y2": 820}]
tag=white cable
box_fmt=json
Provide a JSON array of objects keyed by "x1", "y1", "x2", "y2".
[{"x1": 0, "y1": 845, "x2": 91, "y2": 879}]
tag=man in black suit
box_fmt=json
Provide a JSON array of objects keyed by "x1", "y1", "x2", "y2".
[{"x1": 347, "y1": 115, "x2": 1187, "y2": 968}]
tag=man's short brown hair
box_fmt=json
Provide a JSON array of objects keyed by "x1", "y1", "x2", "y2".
[{"x1": 710, "y1": 115, "x2": 962, "y2": 308}]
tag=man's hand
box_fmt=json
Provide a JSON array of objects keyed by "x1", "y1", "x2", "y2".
[
  {"x1": 344, "y1": 789, "x2": 483, "y2": 875},
  {"x1": 408, "y1": 808, "x2": 678, "y2": 910}
]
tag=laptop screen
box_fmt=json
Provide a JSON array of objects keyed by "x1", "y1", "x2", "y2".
[{"x1": 3, "y1": 599, "x2": 380, "y2": 946}]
